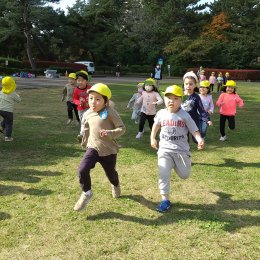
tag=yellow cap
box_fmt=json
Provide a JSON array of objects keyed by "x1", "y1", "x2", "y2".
[
  {"x1": 68, "y1": 73, "x2": 76, "y2": 79},
  {"x1": 2, "y1": 76, "x2": 16, "y2": 94},
  {"x1": 144, "y1": 78, "x2": 156, "y2": 86},
  {"x1": 163, "y1": 85, "x2": 184, "y2": 97},
  {"x1": 137, "y1": 82, "x2": 144, "y2": 88},
  {"x1": 199, "y1": 80, "x2": 210, "y2": 88},
  {"x1": 225, "y1": 80, "x2": 236, "y2": 88},
  {"x1": 88, "y1": 83, "x2": 112, "y2": 99},
  {"x1": 76, "y1": 70, "x2": 89, "y2": 80}
]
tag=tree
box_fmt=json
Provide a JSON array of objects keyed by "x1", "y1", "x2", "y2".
[{"x1": 0, "y1": 0, "x2": 60, "y2": 69}]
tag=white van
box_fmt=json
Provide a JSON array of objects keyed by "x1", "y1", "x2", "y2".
[{"x1": 74, "y1": 61, "x2": 95, "y2": 74}]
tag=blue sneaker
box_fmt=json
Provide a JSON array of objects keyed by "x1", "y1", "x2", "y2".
[{"x1": 156, "y1": 200, "x2": 171, "y2": 213}]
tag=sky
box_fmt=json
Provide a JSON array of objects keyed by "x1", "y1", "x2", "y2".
[{"x1": 53, "y1": 0, "x2": 213, "y2": 13}]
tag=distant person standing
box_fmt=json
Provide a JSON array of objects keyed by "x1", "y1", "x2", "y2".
[
  {"x1": 115, "y1": 63, "x2": 121, "y2": 77},
  {"x1": 209, "y1": 72, "x2": 216, "y2": 92},
  {"x1": 223, "y1": 72, "x2": 230, "y2": 85},
  {"x1": 153, "y1": 64, "x2": 162, "y2": 88}
]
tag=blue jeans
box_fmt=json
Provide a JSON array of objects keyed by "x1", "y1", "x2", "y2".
[
  {"x1": 0, "y1": 110, "x2": 14, "y2": 138},
  {"x1": 199, "y1": 120, "x2": 208, "y2": 139}
]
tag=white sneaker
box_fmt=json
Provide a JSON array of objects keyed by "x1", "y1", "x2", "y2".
[
  {"x1": 66, "y1": 119, "x2": 73, "y2": 125},
  {"x1": 136, "y1": 132, "x2": 143, "y2": 139},
  {"x1": 5, "y1": 137, "x2": 13, "y2": 142},
  {"x1": 111, "y1": 184, "x2": 121, "y2": 198},
  {"x1": 219, "y1": 136, "x2": 227, "y2": 141},
  {"x1": 74, "y1": 191, "x2": 93, "y2": 211}
]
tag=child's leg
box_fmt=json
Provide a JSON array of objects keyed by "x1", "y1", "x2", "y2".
[
  {"x1": 2, "y1": 111, "x2": 13, "y2": 138},
  {"x1": 227, "y1": 116, "x2": 235, "y2": 130},
  {"x1": 147, "y1": 114, "x2": 155, "y2": 130},
  {"x1": 173, "y1": 153, "x2": 191, "y2": 179},
  {"x1": 199, "y1": 120, "x2": 208, "y2": 139},
  {"x1": 78, "y1": 148, "x2": 99, "y2": 192},
  {"x1": 72, "y1": 103, "x2": 80, "y2": 122},
  {"x1": 138, "y1": 112, "x2": 146, "y2": 132},
  {"x1": 99, "y1": 154, "x2": 119, "y2": 187},
  {"x1": 158, "y1": 149, "x2": 174, "y2": 199},
  {"x1": 67, "y1": 101, "x2": 73, "y2": 119},
  {"x1": 220, "y1": 114, "x2": 227, "y2": 137}
]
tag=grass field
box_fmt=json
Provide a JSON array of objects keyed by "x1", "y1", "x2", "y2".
[{"x1": 0, "y1": 79, "x2": 260, "y2": 259}]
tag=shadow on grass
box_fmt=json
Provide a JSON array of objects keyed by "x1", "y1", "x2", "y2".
[
  {"x1": 193, "y1": 158, "x2": 260, "y2": 170},
  {"x1": 0, "y1": 184, "x2": 53, "y2": 196},
  {"x1": 0, "y1": 169, "x2": 62, "y2": 183},
  {"x1": 0, "y1": 212, "x2": 11, "y2": 221},
  {"x1": 87, "y1": 192, "x2": 260, "y2": 232}
]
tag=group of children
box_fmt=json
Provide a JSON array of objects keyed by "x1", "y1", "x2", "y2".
[
  {"x1": 0, "y1": 71, "x2": 244, "y2": 213},
  {"x1": 198, "y1": 68, "x2": 230, "y2": 94}
]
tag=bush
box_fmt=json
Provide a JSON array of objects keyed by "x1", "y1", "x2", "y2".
[{"x1": 0, "y1": 57, "x2": 23, "y2": 68}]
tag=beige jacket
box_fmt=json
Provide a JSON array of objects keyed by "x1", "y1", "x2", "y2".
[{"x1": 81, "y1": 106, "x2": 126, "y2": 156}]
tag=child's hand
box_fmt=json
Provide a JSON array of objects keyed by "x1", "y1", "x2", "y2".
[
  {"x1": 197, "y1": 140, "x2": 205, "y2": 150},
  {"x1": 208, "y1": 121, "x2": 213, "y2": 126},
  {"x1": 151, "y1": 138, "x2": 158, "y2": 150},
  {"x1": 99, "y1": 129, "x2": 110, "y2": 137}
]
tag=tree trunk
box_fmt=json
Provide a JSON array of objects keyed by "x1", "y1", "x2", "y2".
[{"x1": 24, "y1": 30, "x2": 36, "y2": 69}]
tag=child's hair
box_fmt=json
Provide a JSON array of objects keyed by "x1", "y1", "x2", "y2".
[
  {"x1": 76, "y1": 70, "x2": 89, "y2": 81},
  {"x1": 221, "y1": 80, "x2": 237, "y2": 93},
  {"x1": 183, "y1": 71, "x2": 199, "y2": 93},
  {"x1": 211, "y1": 72, "x2": 215, "y2": 75},
  {"x1": 143, "y1": 78, "x2": 159, "y2": 92}
]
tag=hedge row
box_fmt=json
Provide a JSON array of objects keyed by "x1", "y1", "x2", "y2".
[{"x1": 188, "y1": 68, "x2": 260, "y2": 81}]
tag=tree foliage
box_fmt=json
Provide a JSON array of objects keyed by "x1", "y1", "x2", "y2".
[{"x1": 0, "y1": 0, "x2": 259, "y2": 71}]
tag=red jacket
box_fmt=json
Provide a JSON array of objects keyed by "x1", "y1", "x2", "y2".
[{"x1": 72, "y1": 85, "x2": 92, "y2": 111}]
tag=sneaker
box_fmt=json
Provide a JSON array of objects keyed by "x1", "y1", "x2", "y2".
[
  {"x1": 136, "y1": 132, "x2": 143, "y2": 139},
  {"x1": 77, "y1": 134, "x2": 83, "y2": 143},
  {"x1": 156, "y1": 200, "x2": 171, "y2": 213},
  {"x1": 111, "y1": 184, "x2": 121, "y2": 198},
  {"x1": 74, "y1": 191, "x2": 93, "y2": 211},
  {"x1": 219, "y1": 135, "x2": 227, "y2": 141},
  {"x1": 4, "y1": 137, "x2": 13, "y2": 142},
  {"x1": 67, "y1": 119, "x2": 73, "y2": 125}
]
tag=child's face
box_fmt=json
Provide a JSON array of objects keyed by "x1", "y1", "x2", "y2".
[
  {"x1": 144, "y1": 85, "x2": 153, "y2": 92},
  {"x1": 199, "y1": 87, "x2": 208, "y2": 95},
  {"x1": 77, "y1": 76, "x2": 88, "y2": 89},
  {"x1": 184, "y1": 78, "x2": 196, "y2": 94},
  {"x1": 164, "y1": 94, "x2": 182, "y2": 113},
  {"x1": 226, "y1": 87, "x2": 234, "y2": 94},
  {"x1": 137, "y1": 87, "x2": 143, "y2": 94},
  {"x1": 88, "y1": 92, "x2": 106, "y2": 112},
  {"x1": 68, "y1": 78, "x2": 76, "y2": 85}
]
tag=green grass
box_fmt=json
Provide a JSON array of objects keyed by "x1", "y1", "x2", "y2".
[{"x1": 0, "y1": 80, "x2": 260, "y2": 259}]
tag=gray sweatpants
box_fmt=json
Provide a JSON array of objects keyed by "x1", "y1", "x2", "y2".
[{"x1": 158, "y1": 148, "x2": 191, "y2": 195}]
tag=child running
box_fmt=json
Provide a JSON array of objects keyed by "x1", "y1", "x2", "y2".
[
  {"x1": 216, "y1": 80, "x2": 244, "y2": 141},
  {"x1": 127, "y1": 82, "x2": 143, "y2": 124},
  {"x1": 61, "y1": 73, "x2": 80, "y2": 125},
  {"x1": 181, "y1": 71, "x2": 209, "y2": 144},
  {"x1": 216, "y1": 72, "x2": 223, "y2": 93},
  {"x1": 135, "y1": 78, "x2": 163, "y2": 139},
  {"x1": 72, "y1": 70, "x2": 92, "y2": 142},
  {"x1": 74, "y1": 83, "x2": 126, "y2": 211},
  {"x1": 0, "y1": 76, "x2": 21, "y2": 142},
  {"x1": 198, "y1": 80, "x2": 214, "y2": 140},
  {"x1": 150, "y1": 85, "x2": 204, "y2": 213}
]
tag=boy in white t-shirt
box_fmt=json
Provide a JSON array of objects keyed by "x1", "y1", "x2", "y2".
[{"x1": 150, "y1": 85, "x2": 204, "y2": 213}]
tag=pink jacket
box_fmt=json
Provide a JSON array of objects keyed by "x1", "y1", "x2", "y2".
[
  {"x1": 209, "y1": 76, "x2": 216, "y2": 84},
  {"x1": 216, "y1": 93, "x2": 244, "y2": 116}
]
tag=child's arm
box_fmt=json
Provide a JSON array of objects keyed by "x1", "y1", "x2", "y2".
[
  {"x1": 209, "y1": 96, "x2": 214, "y2": 114},
  {"x1": 13, "y1": 92, "x2": 21, "y2": 103},
  {"x1": 216, "y1": 94, "x2": 224, "y2": 107},
  {"x1": 72, "y1": 88, "x2": 80, "y2": 106},
  {"x1": 152, "y1": 92, "x2": 163, "y2": 105},
  {"x1": 150, "y1": 123, "x2": 160, "y2": 150},
  {"x1": 197, "y1": 96, "x2": 209, "y2": 123},
  {"x1": 192, "y1": 131, "x2": 205, "y2": 150},
  {"x1": 127, "y1": 94, "x2": 136, "y2": 109},
  {"x1": 61, "y1": 86, "x2": 66, "y2": 101},
  {"x1": 236, "y1": 94, "x2": 244, "y2": 108}
]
